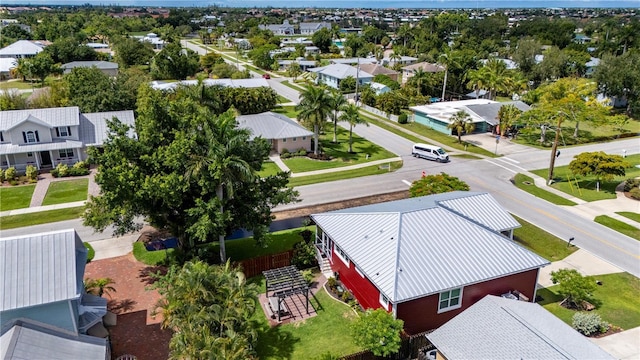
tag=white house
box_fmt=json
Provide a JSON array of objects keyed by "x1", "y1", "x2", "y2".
[
  {"x1": 236, "y1": 111, "x2": 313, "y2": 154},
  {"x1": 0, "y1": 107, "x2": 136, "y2": 171},
  {"x1": 0, "y1": 39, "x2": 45, "y2": 59},
  {"x1": 259, "y1": 20, "x2": 295, "y2": 35},
  {"x1": 401, "y1": 62, "x2": 445, "y2": 85},
  {"x1": 135, "y1": 33, "x2": 165, "y2": 50},
  {"x1": 60, "y1": 61, "x2": 119, "y2": 76},
  {"x1": 299, "y1": 22, "x2": 331, "y2": 35},
  {"x1": 308, "y1": 63, "x2": 374, "y2": 90}
]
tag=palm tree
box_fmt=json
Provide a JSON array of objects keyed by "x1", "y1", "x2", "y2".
[
  {"x1": 84, "y1": 277, "x2": 117, "y2": 298},
  {"x1": 466, "y1": 67, "x2": 490, "y2": 99},
  {"x1": 328, "y1": 90, "x2": 347, "y2": 143},
  {"x1": 409, "y1": 68, "x2": 430, "y2": 96},
  {"x1": 497, "y1": 104, "x2": 522, "y2": 137},
  {"x1": 185, "y1": 110, "x2": 255, "y2": 262},
  {"x1": 447, "y1": 110, "x2": 475, "y2": 143},
  {"x1": 484, "y1": 58, "x2": 509, "y2": 100},
  {"x1": 339, "y1": 104, "x2": 369, "y2": 153},
  {"x1": 296, "y1": 85, "x2": 332, "y2": 155}
]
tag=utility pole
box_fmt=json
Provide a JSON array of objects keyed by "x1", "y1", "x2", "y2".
[
  {"x1": 354, "y1": 57, "x2": 360, "y2": 105},
  {"x1": 547, "y1": 113, "x2": 563, "y2": 185}
]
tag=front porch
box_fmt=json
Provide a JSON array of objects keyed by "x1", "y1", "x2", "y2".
[{"x1": 1, "y1": 150, "x2": 82, "y2": 171}]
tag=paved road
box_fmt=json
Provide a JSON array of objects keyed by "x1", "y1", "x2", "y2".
[{"x1": 268, "y1": 78, "x2": 301, "y2": 104}]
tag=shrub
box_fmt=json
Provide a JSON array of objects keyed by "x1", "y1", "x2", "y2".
[
  {"x1": 52, "y1": 163, "x2": 69, "y2": 177},
  {"x1": 69, "y1": 161, "x2": 90, "y2": 176},
  {"x1": 630, "y1": 187, "x2": 640, "y2": 200},
  {"x1": 0, "y1": 168, "x2": 4, "y2": 182},
  {"x1": 296, "y1": 148, "x2": 307, "y2": 156},
  {"x1": 398, "y1": 113, "x2": 408, "y2": 124},
  {"x1": 351, "y1": 309, "x2": 404, "y2": 356},
  {"x1": 302, "y1": 269, "x2": 315, "y2": 285},
  {"x1": 291, "y1": 241, "x2": 317, "y2": 269},
  {"x1": 327, "y1": 276, "x2": 337, "y2": 290},
  {"x1": 623, "y1": 178, "x2": 640, "y2": 192},
  {"x1": 341, "y1": 289, "x2": 352, "y2": 302},
  {"x1": 281, "y1": 148, "x2": 289, "y2": 154},
  {"x1": 572, "y1": 312, "x2": 610, "y2": 336},
  {"x1": 4, "y1": 166, "x2": 17, "y2": 181},
  {"x1": 25, "y1": 165, "x2": 38, "y2": 182},
  {"x1": 84, "y1": 242, "x2": 95, "y2": 263}
]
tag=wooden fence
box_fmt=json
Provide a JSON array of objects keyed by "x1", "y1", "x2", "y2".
[
  {"x1": 340, "y1": 330, "x2": 435, "y2": 360},
  {"x1": 236, "y1": 250, "x2": 294, "y2": 278}
]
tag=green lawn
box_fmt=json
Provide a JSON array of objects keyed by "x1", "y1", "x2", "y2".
[
  {"x1": 617, "y1": 211, "x2": 640, "y2": 223},
  {"x1": 280, "y1": 80, "x2": 305, "y2": 91},
  {"x1": 595, "y1": 215, "x2": 640, "y2": 240},
  {"x1": 272, "y1": 105, "x2": 298, "y2": 119},
  {"x1": 512, "y1": 215, "x2": 578, "y2": 261},
  {"x1": 0, "y1": 80, "x2": 38, "y2": 90},
  {"x1": 259, "y1": 162, "x2": 283, "y2": 177},
  {"x1": 531, "y1": 154, "x2": 640, "y2": 202},
  {"x1": 514, "y1": 119, "x2": 640, "y2": 147},
  {"x1": 253, "y1": 278, "x2": 362, "y2": 359},
  {"x1": 283, "y1": 128, "x2": 396, "y2": 173},
  {"x1": 360, "y1": 113, "x2": 424, "y2": 144},
  {"x1": 537, "y1": 272, "x2": 640, "y2": 330},
  {"x1": 0, "y1": 185, "x2": 36, "y2": 211},
  {"x1": 133, "y1": 227, "x2": 313, "y2": 265},
  {"x1": 0, "y1": 206, "x2": 85, "y2": 230},
  {"x1": 277, "y1": 95, "x2": 291, "y2": 104},
  {"x1": 288, "y1": 161, "x2": 403, "y2": 187},
  {"x1": 42, "y1": 179, "x2": 89, "y2": 205},
  {"x1": 513, "y1": 174, "x2": 577, "y2": 206}
]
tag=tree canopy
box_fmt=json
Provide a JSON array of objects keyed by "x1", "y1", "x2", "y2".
[
  {"x1": 410, "y1": 173, "x2": 470, "y2": 197},
  {"x1": 550, "y1": 268, "x2": 597, "y2": 310},
  {"x1": 351, "y1": 309, "x2": 404, "y2": 357},
  {"x1": 569, "y1": 151, "x2": 629, "y2": 189},
  {"x1": 83, "y1": 85, "x2": 297, "y2": 257}
]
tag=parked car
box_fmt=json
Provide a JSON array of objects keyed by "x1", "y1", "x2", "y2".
[
  {"x1": 262, "y1": 73, "x2": 271, "y2": 79},
  {"x1": 412, "y1": 143, "x2": 449, "y2": 162}
]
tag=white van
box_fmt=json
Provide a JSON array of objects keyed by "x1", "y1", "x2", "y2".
[{"x1": 412, "y1": 143, "x2": 449, "y2": 162}]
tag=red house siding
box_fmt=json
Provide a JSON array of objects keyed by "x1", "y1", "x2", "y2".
[
  {"x1": 397, "y1": 268, "x2": 540, "y2": 334},
  {"x1": 330, "y1": 248, "x2": 387, "y2": 311}
]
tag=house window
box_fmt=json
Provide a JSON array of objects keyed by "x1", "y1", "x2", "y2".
[
  {"x1": 282, "y1": 138, "x2": 287, "y2": 142},
  {"x1": 27, "y1": 152, "x2": 33, "y2": 157},
  {"x1": 379, "y1": 293, "x2": 390, "y2": 308},
  {"x1": 334, "y1": 244, "x2": 350, "y2": 266},
  {"x1": 59, "y1": 148, "x2": 74, "y2": 158},
  {"x1": 302, "y1": 136, "x2": 306, "y2": 140},
  {"x1": 292, "y1": 137, "x2": 297, "y2": 141},
  {"x1": 24, "y1": 130, "x2": 39, "y2": 143},
  {"x1": 438, "y1": 287, "x2": 463, "y2": 313},
  {"x1": 56, "y1": 126, "x2": 71, "y2": 137}
]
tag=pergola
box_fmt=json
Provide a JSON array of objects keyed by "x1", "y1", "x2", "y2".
[{"x1": 263, "y1": 265, "x2": 310, "y2": 321}]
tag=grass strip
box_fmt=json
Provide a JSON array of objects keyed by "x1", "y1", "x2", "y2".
[
  {"x1": 288, "y1": 161, "x2": 403, "y2": 187},
  {"x1": 513, "y1": 174, "x2": 577, "y2": 206},
  {"x1": 0, "y1": 206, "x2": 85, "y2": 229},
  {"x1": 512, "y1": 215, "x2": 577, "y2": 261},
  {"x1": 617, "y1": 211, "x2": 640, "y2": 223},
  {"x1": 42, "y1": 179, "x2": 89, "y2": 205},
  {"x1": 595, "y1": 215, "x2": 640, "y2": 240},
  {"x1": 0, "y1": 185, "x2": 36, "y2": 211}
]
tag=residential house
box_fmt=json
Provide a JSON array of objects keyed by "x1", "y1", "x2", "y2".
[
  {"x1": 0, "y1": 57, "x2": 16, "y2": 80},
  {"x1": 369, "y1": 82, "x2": 391, "y2": 95},
  {"x1": 259, "y1": 20, "x2": 295, "y2": 35},
  {"x1": 479, "y1": 57, "x2": 518, "y2": 70},
  {"x1": 0, "y1": 39, "x2": 46, "y2": 58},
  {"x1": 329, "y1": 57, "x2": 378, "y2": 66},
  {"x1": 0, "y1": 229, "x2": 110, "y2": 359},
  {"x1": 308, "y1": 63, "x2": 373, "y2": 90},
  {"x1": 150, "y1": 78, "x2": 270, "y2": 91},
  {"x1": 382, "y1": 55, "x2": 418, "y2": 67},
  {"x1": 236, "y1": 111, "x2": 313, "y2": 154},
  {"x1": 135, "y1": 33, "x2": 165, "y2": 50},
  {"x1": 585, "y1": 57, "x2": 600, "y2": 76},
  {"x1": 358, "y1": 63, "x2": 399, "y2": 82},
  {"x1": 0, "y1": 106, "x2": 136, "y2": 171},
  {"x1": 277, "y1": 59, "x2": 317, "y2": 71},
  {"x1": 299, "y1": 21, "x2": 331, "y2": 35},
  {"x1": 464, "y1": 100, "x2": 530, "y2": 134},
  {"x1": 427, "y1": 295, "x2": 614, "y2": 359},
  {"x1": 401, "y1": 62, "x2": 445, "y2": 85},
  {"x1": 464, "y1": 89, "x2": 490, "y2": 99},
  {"x1": 311, "y1": 192, "x2": 549, "y2": 334},
  {"x1": 60, "y1": 61, "x2": 119, "y2": 76},
  {"x1": 410, "y1": 99, "x2": 497, "y2": 135}
]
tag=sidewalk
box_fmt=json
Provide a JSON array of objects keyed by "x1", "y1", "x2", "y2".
[{"x1": 289, "y1": 157, "x2": 402, "y2": 178}]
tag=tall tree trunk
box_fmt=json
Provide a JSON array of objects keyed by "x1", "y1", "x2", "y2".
[
  {"x1": 217, "y1": 184, "x2": 226, "y2": 263},
  {"x1": 333, "y1": 116, "x2": 338, "y2": 143},
  {"x1": 573, "y1": 121, "x2": 579, "y2": 138},
  {"x1": 314, "y1": 124, "x2": 319, "y2": 155},
  {"x1": 349, "y1": 126, "x2": 353, "y2": 153}
]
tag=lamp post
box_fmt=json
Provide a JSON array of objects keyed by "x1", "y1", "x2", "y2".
[{"x1": 547, "y1": 112, "x2": 564, "y2": 185}]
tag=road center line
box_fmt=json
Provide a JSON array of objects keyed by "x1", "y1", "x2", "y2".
[
  {"x1": 402, "y1": 180, "x2": 412, "y2": 186},
  {"x1": 484, "y1": 160, "x2": 518, "y2": 174}
]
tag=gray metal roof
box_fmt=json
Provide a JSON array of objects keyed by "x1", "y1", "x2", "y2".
[
  {"x1": 0, "y1": 107, "x2": 80, "y2": 131},
  {"x1": 308, "y1": 63, "x2": 374, "y2": 80},
  {"x1": 80, "y1": 110, "x2": 136, "y2": 146},
  {"x1": 312, "y1": 192, "x2": 548, "y2": 303},
  {"x1": 0, "y1": 40, "x2": 44, "y2": 57},
  {"x1": 1, "y1": 319, "x2": 108, "y2": 360},
  {"x1": 236, "y1": 111, "x2": 313, "y2": 140},
  {"x1": 0, "y1": 140, "x2": 83, "y2": 155},
  {"x1": 0, "y1": 229, "x2": 84, "y2": 312},
  {"x1": 438, "y1": 192, "x2": 521, "y2": 232},
  {"x1": 402, "y1": 61, "x2": 445, "y2": 72},
  {"x1": 358, "y1": 63, "x2": 399, "y2": 76},
  {"x1": 60, "y1": 61, "x2": 119, "y2": 70},
  {"x1": 150, "y1": 78, "x2": 270, "y2": 91},
  {"x1": 427, "y1": 295, "x2": 615, "y2": 360},
  {"x1": 465, "y1": 101, "x2": 531, "y2": 126}
]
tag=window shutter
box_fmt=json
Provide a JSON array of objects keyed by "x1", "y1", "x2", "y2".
[
  {"x1": 67, "y1": 126, "x2": 72, "y2": 136},
  {"x1": 22, "y1": 132, "x2": 27, "y2": 143},
  {"x1": 0, "y1": 132, "x2": 4, "y2": 142},
  {"x1": 56, "y1": 128, "x2": 60, "y2": 137},
  {"x1": 35, "y1": 131, "x2": 39, "y2": 142}
]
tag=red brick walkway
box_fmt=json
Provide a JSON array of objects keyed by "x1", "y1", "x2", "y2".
[{"x1": 85, "y1": 254, "x2": 172, "y2": 360}]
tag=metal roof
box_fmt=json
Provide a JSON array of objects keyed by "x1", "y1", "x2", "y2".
[
  {"x1": 0, "y1": 58, "x2": 16, "y2": 72},
  {"x1": 402, "y1": 61, "x2": 445, "y2": 72},
  {"x1": 427, "y1": 295, "x2": 615, "y2": 360},
  {"x1": 0, "y1": 40, "x2": 44, "y2": 57},
  {"x1": 80, "y1": 110, "x2": 136, "y2": 146},
  {"x1": 358, "y1": 63, "x2": 399, "y2": 76},
  {"x1": 312, "y1": 193, "x2": 548, "y2": 303},
  {"x1": 0, "y1": 140, "x2": 83, "y2": 155},
  {"x1": 0, "y1": 229, "x2": 84, "y2": 312},
  {"x1": 0, "y1": 107, "x2": 80, "y2": 131},
  {"x1": 308, "y1": 63, "x2": 374, "y2": 80},
  {"x1": 60, "y1": 61, "x2": 119, "y2": 70},
  {"x1": 236, "y1": 111, "x2": 313, "y2": 140},
  {"x1": 438, "y1": 192, "x2": 521, "y2": 232},
  {"x1": 465, "y1": 101, "x2": 531, "y2": 126},
  {"x1": 1, "y1": 319, "x2": 108, "y2": 360},
  {"x1": 150, "y1": 78, "x2": 269, "y2": 91}
]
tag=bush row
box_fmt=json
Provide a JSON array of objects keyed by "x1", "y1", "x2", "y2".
[
  {"x1": 51, "y1": 161, "x2": 90, "y2": 178},
  {"x1": 280, "y1": 148, "x2": 308, "y2": 159},
  {"x1": 0, "y1": 165, "x2": 38, "y2": 185}
]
